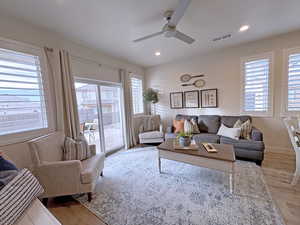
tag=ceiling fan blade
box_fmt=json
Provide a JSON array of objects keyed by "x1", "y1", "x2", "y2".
[
  {"x1": 173, "y1": 30, "x2": 195, "y2": 44},
  {"x1": 133, "y1": 31, "x2": 164, "y2": 43},
  {"x1": 169, "y1": 0, "x2": 191, "y2": 27}
]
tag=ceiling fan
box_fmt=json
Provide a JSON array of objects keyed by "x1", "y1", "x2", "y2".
[{"x1": 133, "y1": 0, "x2": 195, "y2": 44}]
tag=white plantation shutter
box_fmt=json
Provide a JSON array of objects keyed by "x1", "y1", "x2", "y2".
[
  {"x1": 0, "y1": 47, "x2": 48, "y2": 135},
  {"x1": 131, "y1": 77, "x2": 144, "y2": 114},
  {"x1": 241, "y1": 53, "x2": 273, "y2": 116},
  {"x1": 287, "y1": 53, "x2": 300, "y2": 111}
]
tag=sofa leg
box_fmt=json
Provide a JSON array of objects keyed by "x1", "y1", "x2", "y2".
[
  {"x1": 87, "y1": 192, "x2": 92, "y2": 202},
  {"x1": 100, "y1": 171, "x2": 103, "y2": 177},
  {"x1": 42, "y1": 198, "x2": 48, "y2": 206},
  {"x1": 255, "y1": 160, "x2": 262, "y2": 166}
]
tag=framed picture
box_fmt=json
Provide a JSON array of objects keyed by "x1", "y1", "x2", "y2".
[
  {"x1": 201, "y1": 89, "x2": 218, "y2": 108},
  {"x1": 184, "y1": 90, "x2": 199, "y2": 108},
  {"x1": 170, "y1": 92, "x2": 183, "y2": 109}
]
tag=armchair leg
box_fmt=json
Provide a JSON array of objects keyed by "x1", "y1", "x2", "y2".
[
  {"x1": 42, "y1": 198, "x2": 48, "y2": 206},
  {"x1": 87, "y1": 192, "x2": 92, "y2": 202}
]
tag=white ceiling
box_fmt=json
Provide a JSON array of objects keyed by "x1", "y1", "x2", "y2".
[{"x1": 0, "y1": 0, "x2": 300, "y2": 68}]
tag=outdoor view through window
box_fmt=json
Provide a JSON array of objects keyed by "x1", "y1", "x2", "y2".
[{"x1": 0, "y1": 47, "x2": 48, "y2": 136}]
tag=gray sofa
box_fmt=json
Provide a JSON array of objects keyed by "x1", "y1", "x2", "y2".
[{"x1": 165, "y1": 114, "x2": 265, "y2": 165}]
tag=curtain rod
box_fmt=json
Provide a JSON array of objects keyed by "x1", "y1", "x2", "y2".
[
  {"x1": 44, "y1": 47, "x2": 138, "y2": 74},
  {"x1": 70, "y1": 54, "x2": 121, "y2": 71},
  {"x1": 44, "y1": 47, "x2": 53, "y2": 52}
]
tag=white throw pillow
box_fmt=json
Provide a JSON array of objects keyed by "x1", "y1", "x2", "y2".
[
  {"x1": 184, "y1": 120, "x2": 193, "y2": 134},
  {"x1": 217, "y1": 124, "x2": 241, "y2": 140}
]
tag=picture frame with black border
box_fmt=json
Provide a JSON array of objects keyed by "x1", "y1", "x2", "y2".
[
  {"x1": 200, "y1": 88, "x2": 218, "y2": 108},
  {"x1": 170, "y1": 92, "x2": 183, "y2": 109},
  {"x1": 184, "y1": 90, "x2": 199, "y2": 108}
]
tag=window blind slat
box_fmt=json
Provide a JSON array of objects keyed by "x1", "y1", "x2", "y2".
[
  {"x1": 0, "y1": 47, "x2": 48, "y2": 136},
  {"x1": 287, "y1": 53, "x2": 300, "y2": 112},
  {"x1": 242, "y1": 57, "x2": 270, "y2": 113},
  {"x1": 131, "y1": 77, "x2": 144, "y2": 114}
]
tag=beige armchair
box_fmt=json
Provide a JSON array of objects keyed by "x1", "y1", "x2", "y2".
[
  {"x1": 138, "y1": 115, "x2": 164, "y2": 144},
  {"x1": 28, "y1": 132, "x2": 105, "y2": 203}
]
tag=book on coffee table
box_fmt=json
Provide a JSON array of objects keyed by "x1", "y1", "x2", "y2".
[{"x1": 202, "y1": 143, "x2": 218, "y2": 153}]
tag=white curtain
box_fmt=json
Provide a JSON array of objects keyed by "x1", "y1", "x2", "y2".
[
  {"x1": 44, "y1": 48, "x2": 80, "y2": 139},
  {"x1": 120, "y1": 69, "x2": 136, "y2": 148}
]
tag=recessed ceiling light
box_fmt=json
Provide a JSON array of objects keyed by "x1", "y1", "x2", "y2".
[
  {"x1": 155, "y1": 51, "x2": 161, "y2": 56},
  {"x1": 239, "y1": 25, "x2": 250, "y2": 32}
]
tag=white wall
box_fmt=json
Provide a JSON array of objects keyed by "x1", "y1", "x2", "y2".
[
  {"x1": 0, "y1": 14, "x2": 145, "y2": 168},
  {"x1": 146, "y1": 30, "x2": 300, "y2": 153}
]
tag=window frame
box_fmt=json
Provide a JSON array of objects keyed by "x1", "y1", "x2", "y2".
[
  {"x1": 130, "y1": 74, "x2": 145, "y2": 116},
  {"x1": 0, "y1": 37, "x2": 55, "y2": 145},
  {"x1": 240, "y1": 52, "x2": 274, "y2": 117},
  {"x1": 281, "y1": 47, "x2": 300, "y2": 116}
]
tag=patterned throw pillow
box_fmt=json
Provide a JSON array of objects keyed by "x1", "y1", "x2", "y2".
[
  {"x1": 76, "y1": 133, "x2": 91, "y2": 160},
  {"x1": 233, "y1": 119, "x2": 252, "y2": 140},
  {"x1": 173, "y1": 119, "x2": 184, "y2": 133},
  {"x1": 191, "y1": 118, "x2": 200, "y2": 134},
  {"x1": 63, "y1": 137, "x2": 77, "y2": 160},
  {"x1": 184, "y1": 120, "x2": 193, "y2": 134}
]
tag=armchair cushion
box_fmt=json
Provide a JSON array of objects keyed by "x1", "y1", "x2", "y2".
[
  {"x1": 81, "y1": 153, "x2": 105, "y2": 184},
  {"x1": 29, "y1": 132, "x2": 65, "y2": 165},
  {"x1": 139, "y1": 131, "x2": 164, "y2": 139}
]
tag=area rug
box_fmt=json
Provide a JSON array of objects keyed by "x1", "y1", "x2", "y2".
[{"x1": 75, "y1": 147, "x2": 285, "y2": 225}]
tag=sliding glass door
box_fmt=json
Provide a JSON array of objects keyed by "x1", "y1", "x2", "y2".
[
  {"x1": 100, "y1": 86, "x2": 124, "y2": 152},
  {"x1": 75, "y1": 81, "x2": 124, "y2": 153}
]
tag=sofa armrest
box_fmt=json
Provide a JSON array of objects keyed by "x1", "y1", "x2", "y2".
[
  {"x1": 251, "y1": 127, "x2": 263, "y2": 141},
  {"x1": 35, "y1": 160, "x2": 82, "y2": 196},
  {"x1": 89, "y1": 144, "x2": 96, "y2": 156},
  {"x1": 166, "y1": 126, "x2": 173, "y2": 133}
]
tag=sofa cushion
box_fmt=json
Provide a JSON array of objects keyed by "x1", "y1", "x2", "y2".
[
  {"x1": 221, "y1": 116, "x2": 251, "y2": 128},
  {"x1": 220, "y1": 136, "x2": 264, "y2": 151},
  {"x1": 81, "y1": 153, "x2": 105, "y2": 184},
  {"x1": 197, "y1": 115, "x2": 220, "y2": 134},
  {"x1": 193, "y1": 133, "x2": 220, "y2": 143},
  {"x1": 139, "y1": 131, "x2": 164, "y2": 139},
  {"x1": 175, "y1": 114, "x2": 198, "y2": 123}
]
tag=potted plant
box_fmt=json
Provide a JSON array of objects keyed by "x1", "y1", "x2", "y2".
[
  {"x1": 143, "y1": 88, "x2": 158, "y2": 114},
  {"x1": 177, "y1": 131, "x2": 192, "y2": 147}
]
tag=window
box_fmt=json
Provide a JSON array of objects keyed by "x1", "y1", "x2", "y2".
[
  {"x1": 0, "y1": 38, "x2": 51, "y2": 140},
  {"x1": 241, "y1": 53, "x2": 273, "y2": 117},
  {"x1": 131, "y1": 76, "x2": 144, "y2": 114},
  {"x1": 283, "y1": 47, "x2": 300, "y2": 114}
]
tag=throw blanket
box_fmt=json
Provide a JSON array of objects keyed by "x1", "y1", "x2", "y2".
[{"x1": 0, "y1": 169, "x2": 44, "y2": 225}]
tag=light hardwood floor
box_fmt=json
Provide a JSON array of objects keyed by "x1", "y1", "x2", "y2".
[{"x1": 48, "y1": 149, "x2": 300, "y2": 225}]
